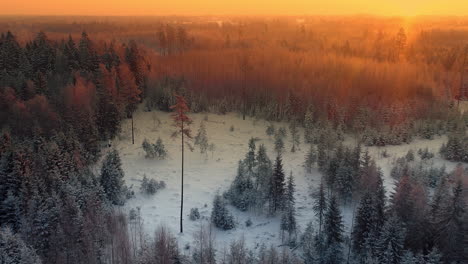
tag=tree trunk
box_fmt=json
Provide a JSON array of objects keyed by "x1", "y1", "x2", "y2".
[
  {"x1": 131, "y1": 115, "x2": 135, "y2": 145},
  {"x1": 180, "y1": 120, "x2": 184, "y2": 233}
]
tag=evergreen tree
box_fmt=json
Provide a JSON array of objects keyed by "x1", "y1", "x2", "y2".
[
  {"x1": 269, "y1": 155, "x2": 286, "y2": 214},
  {"x1": 0, "y1": 227, "x2": 42, "y2": 264},
  {"x1": 227, "y1": 160, "x2": 254, "y2": 211},
  {"x1": 211, "y1": 194, "x2": 235, "y2": 230},
  {"x1": 170, "y1": 94, "x2": 192, "y2": 233},
  {"x1": 100, "y1": 149, "x2": 125, "y2": 205},
  {"x1": 304, "y1": 106, "x2": 314, "y2": 143},
  {"x1": 312, "y1": 181, "x2": 327, "y2": 234},
  {"x1": 289, "y1": 121, "x2": 300, "y2": 152},
  {"x1": 244, "y1": 138, "x2": 256, "y2": 172},
  {"x1": 255, "y1": 144, "x2": 272, "y2": 203},
  {"x1": 304, "y1": 144, "x2": 316, "y2": 173},
  {"x1": 300, "y1": 222, "x2": 315, "y2": 263},
  {"x1": 280, "y1": 173, "x2": 297, "y2": 244},
  {"x1": 154, "y1": 137, "x2": 167, "y2": 159},
  {"x1": 435, "y1": 180, "x2": 465, "y2": 263},
  {"x1": 352, "y1": 191, "x2": 376, "y2": 255},
  {"x1": 266, "y1": 123, "x2": 275, "y2": 138},
  {"x1": 424, "y1": 248, "x2": 442, "y2": 264},
  {"x1": 274, "y1": 134, "x2": 284, "y2": 155},
  {"x1": 194, "y1": 121, "x2": 209, "y2": 154},
  {"x1": 377, "y1": 215, "x2": 406, "y2": 264},
  {"x1": 317, "y1": 141, "x2": 328, "y2": 171},
  {"x1": 324, "y1": 196, "x2": 344, "y2": 246},
  {"x1": 335, "y1": 161, "x2": 354, "y2": 203},
  {"x1": 278, "y1": 127, "x2": 287, "y2": 138}
]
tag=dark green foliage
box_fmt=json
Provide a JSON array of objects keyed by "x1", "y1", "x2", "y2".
[
  {"x1": 269, "y1": 155, "x2": 286, "y2": 214},
  {"x1": 211, "y1": 194, "x2": 235, "y2": 230},
  {"x1": 280, "y1": 173, "x2": 297, "y2": 244},
  {"x1": 140, "y1": 175, "x2": 166, "y2": 195},
  {"x1": 312, "y1": 182, "x2": 327, "y2": 234},
  {"x1": 324, "y1": 196, "x2": 344, "y2": 246},
  {"x1": 417, "y1": 147, "x2": 434, "y2": 160},
  {"x1": 100, "y1": 149, "x2": 125, "y2": 205},
  {"x1": 189, "y1": 208, "x2": 200, "y2": 221},
  {"x1": 376, "y1": 215, "x2": 406, "y2": 264},
  {"x1": 440, "y1": 132, "x2": 468, "y2": 162},
  {"x1": 142, "y1": 137, "x2": 167, "y2": 159},
  {"x1": 0, "y1": 228, "x2": 42, "y2": 264},
  {"x1": 266, "y1": 123, "x2": 275, "y2": 137},
  {"x1": 244, "y1": 137, "x2": 256, "y2": 172},
  {"x1": 226, "y1": 161, "x2": 255, "y2": 211},
  {"x1": 304, "y1": 144, "x2": 316, "y2": 173}
]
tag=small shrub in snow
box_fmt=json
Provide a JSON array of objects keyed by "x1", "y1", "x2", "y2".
[
  {"x1": 274, "y1": 134, "x2": 285, "y2": 154},
  {"x1": 245, "y1": 218, "x2": 252, "y2": 227},
  {"x1": 154, "y1": 137, "x2": 167, "y2": 158},
  {"x1": 390, "y1": 157, "x2": 407, "y2": 180},
  {"x1": 142, "y1": 139, "x2": 156, "y2": 158},
  {"x1": 266, "y1": 124, "x2": 275, "y2": 137},
  {"x1": 140, "y1": 175, "x2": 166, "y2": 195},
  {"x1": 381, "y1": 149, "x2": 389, "y2": 158},
  {"x1": 195, "y1": 122, "x2": 209, "y2": 154},
  {"x1": 405, "y1": 150, "x2": 415, "y2": 162},
  {"x1": 190, "y1": 208, "x2": 201, "y2": 221},
  {"x1": 418, "y1": 147, "x2": 434, "y2": 160},
  {"x1": 277, "y1": 127, "x2": 287, "y2": 138},
  {"x1": 142, "y1": 137, "x2": 167, "y2": 159}
]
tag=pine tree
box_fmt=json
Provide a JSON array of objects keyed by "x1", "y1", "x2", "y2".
[
  {"x1": 312, "y1": 181, "x2": 327, "y2": 235},
  {"x1": 211, "y1": 194, "x2": 235, "y2": 230},
  {"x1": 304, "y1": 144, "x2": 316, "y2": 173},
  {"x1": 317, "y1": 141, "x2": 328, "y2": 171},
  {"x1": 274, "y1": 134, "x2": 285, "y2": 155},
  {"x1": 244, "y1": 138, "x2": 256, "y2": 172},
  {"x1": 324, "y1": 195, "x2": 344, "y2": 246},
  {"x1": 0, "y1": 228, "x2": 42, "y2": 264},
  {"x1": 194, "y1": 121, "x2": 209, "y2": 154},
  {"x1": 228, "y1": 160, "x2": 254, "y2": 211},
  {"x1": 266, "y1": 123, "x2": 275, "y2": 138},
  {"x1": 0, "y1": 191, "x2": 20, "y2": 231},
  {"x1": 269, "y1": 155, "x2": 286, "y2": 214},
  {"x1": 435, "y1": 180, "x2": 465, "y2": 263},
  {"x1": 335, "y1": 161, "x2": 354, "y2": 203},
  {"x1": 100, "y1": 149, "x2": 125, "y2": 205},
  {"x1": 304, "y1": 106, "x2": 314, "y2": 143},
  {"x1": 289, "y1": 121, "x2": 300, "y2": 152},
  {"x1": 170, "y1": 94, "x2": 192, "y2": 233},
  {"x1": 281, "y1": 172, "x2": 297, "y2": 244},
  {"x1": 255, "y1": 144, "x2": 272, "y2": 203},
  {"x1": 352, "y1": 191, "x2": 375, "y2": 255},
  {"x1": 154, "y1": 137, "x2": 167, "y2": 159},
  {"x1": 377, "y1": 215, "x2": 406, "y2": 264},
  {"x1": 301, "y1": 222, "x2": 315, "y2": 263}
]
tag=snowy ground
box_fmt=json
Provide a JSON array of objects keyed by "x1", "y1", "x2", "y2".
[{"x1": 113, "y1": 109, "x2": 463, "y2": 254}]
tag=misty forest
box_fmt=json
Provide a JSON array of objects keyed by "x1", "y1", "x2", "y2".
[{"x1": 0, "y1": 15, "x2": 467, "y2": 264}]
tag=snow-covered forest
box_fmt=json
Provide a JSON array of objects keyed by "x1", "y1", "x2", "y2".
[{"x1": 0, "y1": 16, "x2": 467, "y2": 264}]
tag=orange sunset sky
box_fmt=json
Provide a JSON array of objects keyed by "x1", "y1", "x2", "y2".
[{"x1": 2, "y1": 0, "x2": 468, "y2": 16}]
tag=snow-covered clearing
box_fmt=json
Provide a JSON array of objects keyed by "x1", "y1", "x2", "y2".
[{"x1": 113, "y1": 109, "x2": 462, "y2": 253}]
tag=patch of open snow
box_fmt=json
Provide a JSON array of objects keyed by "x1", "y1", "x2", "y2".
[{"x1": 115, "y1": 109, "x2": 463, "y2": 252}]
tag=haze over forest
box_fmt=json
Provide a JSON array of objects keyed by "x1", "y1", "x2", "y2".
[{"x1": 0, "y1": 1, "x2": 467, "y2": 264}]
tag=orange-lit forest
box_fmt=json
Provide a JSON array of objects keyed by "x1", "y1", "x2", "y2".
[{"x1": 0, "y1": 16, "x2": 467, "y2": 264}]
